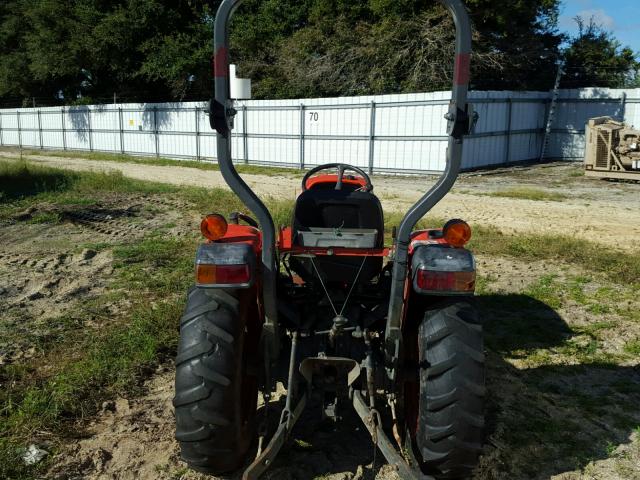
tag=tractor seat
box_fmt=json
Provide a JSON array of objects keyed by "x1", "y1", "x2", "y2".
[
  {"x1": 292, "y1": 188, "x2": 384, "y2": 246},
  {"x1": 290, "y1": 187, "x2": 384, "y2": 283}
]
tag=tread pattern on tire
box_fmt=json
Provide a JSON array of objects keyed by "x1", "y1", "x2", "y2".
[
  {"x1": 417, "y1": 298, "x2": 485, "y2": 479},
  {"x1": 174, "y1": 286, "x2": 257, "y2": 474}
]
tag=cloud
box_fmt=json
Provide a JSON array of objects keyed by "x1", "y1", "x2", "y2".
[{"x1": 575, "y1": 8, "x2": 616, "y2": 29}]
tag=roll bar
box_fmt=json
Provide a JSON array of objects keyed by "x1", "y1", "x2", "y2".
[
  {"x1": 212, "y1": 0, "x2": 280, "y2": 358},
  {"x1": 384, "y1": 0, "x2": 472, "y2": 380},
  {"x1": 211, "y1": 0, "x2": 473, "y2": 375}
]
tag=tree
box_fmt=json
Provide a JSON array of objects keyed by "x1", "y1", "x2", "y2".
[
  {"x1": 230, "y1": 0, "x2": 564, "y2": 98},
  {"x1": 562, "y1": 17, "x2": 639, "y2": 89},
  {"x1": 0, "y1": 0, "x2": 218, "y2": 106},
  {"x1": 5, "y1": 0, "x2": 622, "y2": 105}
]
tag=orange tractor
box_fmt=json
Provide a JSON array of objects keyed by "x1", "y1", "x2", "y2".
[{"x1": 173, "y1": 1, "x2": 483, "y2": 479}]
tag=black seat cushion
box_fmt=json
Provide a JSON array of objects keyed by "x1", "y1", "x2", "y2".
[
  {"x1": 290, "y1": 188, "x2": 384, "y2": 283},
  {"x1": 293, "y1": 189, "x2": 384, "y2": 246}
]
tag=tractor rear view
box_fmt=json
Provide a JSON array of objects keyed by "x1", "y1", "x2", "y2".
[{"x1": 173, "y1": 1, "x2": 484, "y2": 479}]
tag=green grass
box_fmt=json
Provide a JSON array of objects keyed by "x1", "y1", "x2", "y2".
[
  {"x1": 0, "y1": 159, "x2": 175, "y2": 201},
  {"x1": 624, "y1": 340, "x2": 640, "y2": 356},
  {"x1": 1, "y1": 147, "x2": 302, "y2": 177},
  {"x1": 2, "y1": 159, "x2": 639, "y2": 479},
  {"x1": 469, "y1": 226, "x2": 640, "y2": 287},
  {"x1": 524, "y1": 274, "x2": 563, "y2": 309},
  {"x1": 25, "y1": 211, "x2": 62, "y2": 224},
  {"x1": 0, "y1": 233, "x2": 195, "y2": 480},
  {"x1": 0, "y1": 161, "x2": 76, "y2": 202},
  {"x1": 485, "y1": 187, "x2": 568, "y2": 202},
  {"x1": 0, "y1": 163, "x2": 201, "y2": 479}
]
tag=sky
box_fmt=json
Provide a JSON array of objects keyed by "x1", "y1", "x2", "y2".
[{"x1": 559, "y1": 0, "x2": 640, "y2": 53}]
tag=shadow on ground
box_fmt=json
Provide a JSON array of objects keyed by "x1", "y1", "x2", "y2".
[
  {"x1": 248, "y1": 294, "x2": 639, "y2": 480},
  {"x1": 0, "y1": 165, "x2": 75, "y2": 201},
  {"x1": 477, "y1": 294, "x2": 640, "y2": 479}
]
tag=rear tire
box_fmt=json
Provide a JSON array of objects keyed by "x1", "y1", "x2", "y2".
[
  {"x1": 416, "y1": 298, "x2": 485, "y2": 479},
  {"x1": 173, "y1": 286, "x2": 260, "y2": 474}
]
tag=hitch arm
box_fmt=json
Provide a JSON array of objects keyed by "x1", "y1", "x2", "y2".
[{"x1": 352, "y1": 391, "x2": 434, "y2": 480}]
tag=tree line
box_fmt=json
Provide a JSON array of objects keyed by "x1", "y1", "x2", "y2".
[{"x1": 0, "y1": 0, "x2": 637, "y2": 107}]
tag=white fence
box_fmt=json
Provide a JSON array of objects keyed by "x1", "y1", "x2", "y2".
[{"x1": 0, "y1": 88, "x2": 638, "y2": 173}]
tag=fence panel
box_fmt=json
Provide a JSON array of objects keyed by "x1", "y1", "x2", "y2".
[{"x1": 1, "y1": 88, "x2": 638, "y2": 173}]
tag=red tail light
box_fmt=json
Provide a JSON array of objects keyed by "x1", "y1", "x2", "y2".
[
  {"x1": 416, "y1": 270, "x2": 475, "y2": 293},
  {"x1": 196, "y1": 264, "x2": 251, "y2": 286}
]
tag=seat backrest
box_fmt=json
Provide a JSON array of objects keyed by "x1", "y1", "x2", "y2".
[
  {"x1": 292, "y1": 188, "x2": 384, "y2": 247},
  {"x1": 290, "y1": 187, "x2": 384, "y2": 283}
]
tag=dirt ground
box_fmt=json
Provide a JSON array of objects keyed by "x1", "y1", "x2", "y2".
[
  {"x1": 1, "y1": 152, "x2": 639, "y2": 480},
  {"x1": 1, "y1": 150, "x2": 640, "y2": 251}
]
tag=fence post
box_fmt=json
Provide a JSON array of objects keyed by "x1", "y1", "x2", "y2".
[
  {"x1": 195, "y1": 106, "x2": 200, "y2": 161},
  {"x1": 61, "y1": 108, "x2": 67, "y2": 151},
  {"x1": 154, "y1": 106, "x2": 159, "y2": 158},
  {"x1": 242, "y1": 105, "x2": 249, "y2": 164},
  {"x1": 504, "y1": 98, "x2": 512, "y2": 164},
  {"x1": 299, "y1": 104, "x2": 305, "y2": 169},
  {"x1": 368, "y1": 101, "x2": 376, "y2": 175},
  {"x1": 87, "y1": 107, "x2": 93, "y2": 151},
  {"x1": 0, "y1": 111, "x2": 4, "y2": 147},
  {"x1": 118, "y1": 107, "x2": 124, "y2": 154},
  {"x1": 37, "y1": 109, "x2": 43, "y2": 150},
  {"x1": 17, "y1": 111, "x2": 22, "y2": 148},
  {"x1": 620, "y1": 92, "x2": 627, "y2": 122}
]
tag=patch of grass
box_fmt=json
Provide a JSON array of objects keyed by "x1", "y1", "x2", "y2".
[
  {"x1": 485, "y1": 187, "x2": 568, "y2": 202},
  {"x1": 566, "y1": 276, "x2": 590, "y2": 304},
  {"x1": 25, "y1": 211, "x2": 61, "y2": 224},
  {"x1": 0, "y1": 159, "x2": 176, "y2": 205},
  {"x1": 0, "y1": 226, "x2": 195, "y2": 478},
  {"x1": 0, "y1": 160, "x2": 246, "y2": 225},
  {"x1": 78, "y1": 241, "x2": 112, "y2": 252},
  {"x1": 0, "y1": 161, "x2": 75, "y2": 201},
  {"x1": 586, "y1": 303, "x2": 610, "y2": 315},
  {"x1": 113, "y1": 235, "x2": 195, "y2": 294},
  {"x1": 525, "y1": 274, "x2": 563, "y2": 309},
  {"x1": 480, "y1": 293, "x2": 572, "y2": 354},
  {"x1": 0, "y1": 166, "x2": 198, "y2": 480},
  {"x1": 4, "y1": 148, "x2": 302, "y2": 177},
  {"x1": 611, "y1": 380, "x2": 640, "y2": 395},
  {"x1": 0, "y1": 300, "x2": 183, "y2": 479},
  {"x1": 623, "y1": 340, "x2": 640, "y2": 356},
  {"x1": 605, "y1": 442, "x2": 618, "y2": 456},
  {"x1": 293, "y1": 439, "x2": 313, "y2": 449},
  {"x1": 575, "y1": 321, "x2": 616, "y2": 338},
  {"x1": 476, "y1": 273, "x2": 498, "y2": 295},
  {"x1": 469, "y1": 227, "x2": 640, "y2": 287}
]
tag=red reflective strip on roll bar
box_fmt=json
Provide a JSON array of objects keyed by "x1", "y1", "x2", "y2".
[
  {"x1": 214, "y1": 47, "x2": 229, "y2": 78},
  {"x1": 454, "y1": 53, "x2": 470, "y2": 85}
]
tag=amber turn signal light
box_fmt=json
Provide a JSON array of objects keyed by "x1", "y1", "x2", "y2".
[
  {"x1": 443, "y1": 219, "x2": 471, "y2": 247},
  {"x1": 200, "y1": 214, "x2": 228, "y2": 241}
]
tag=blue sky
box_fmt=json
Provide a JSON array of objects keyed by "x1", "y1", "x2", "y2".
[{"x1": 559, "y1": 0, "x2": 640, "y2": 53}]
